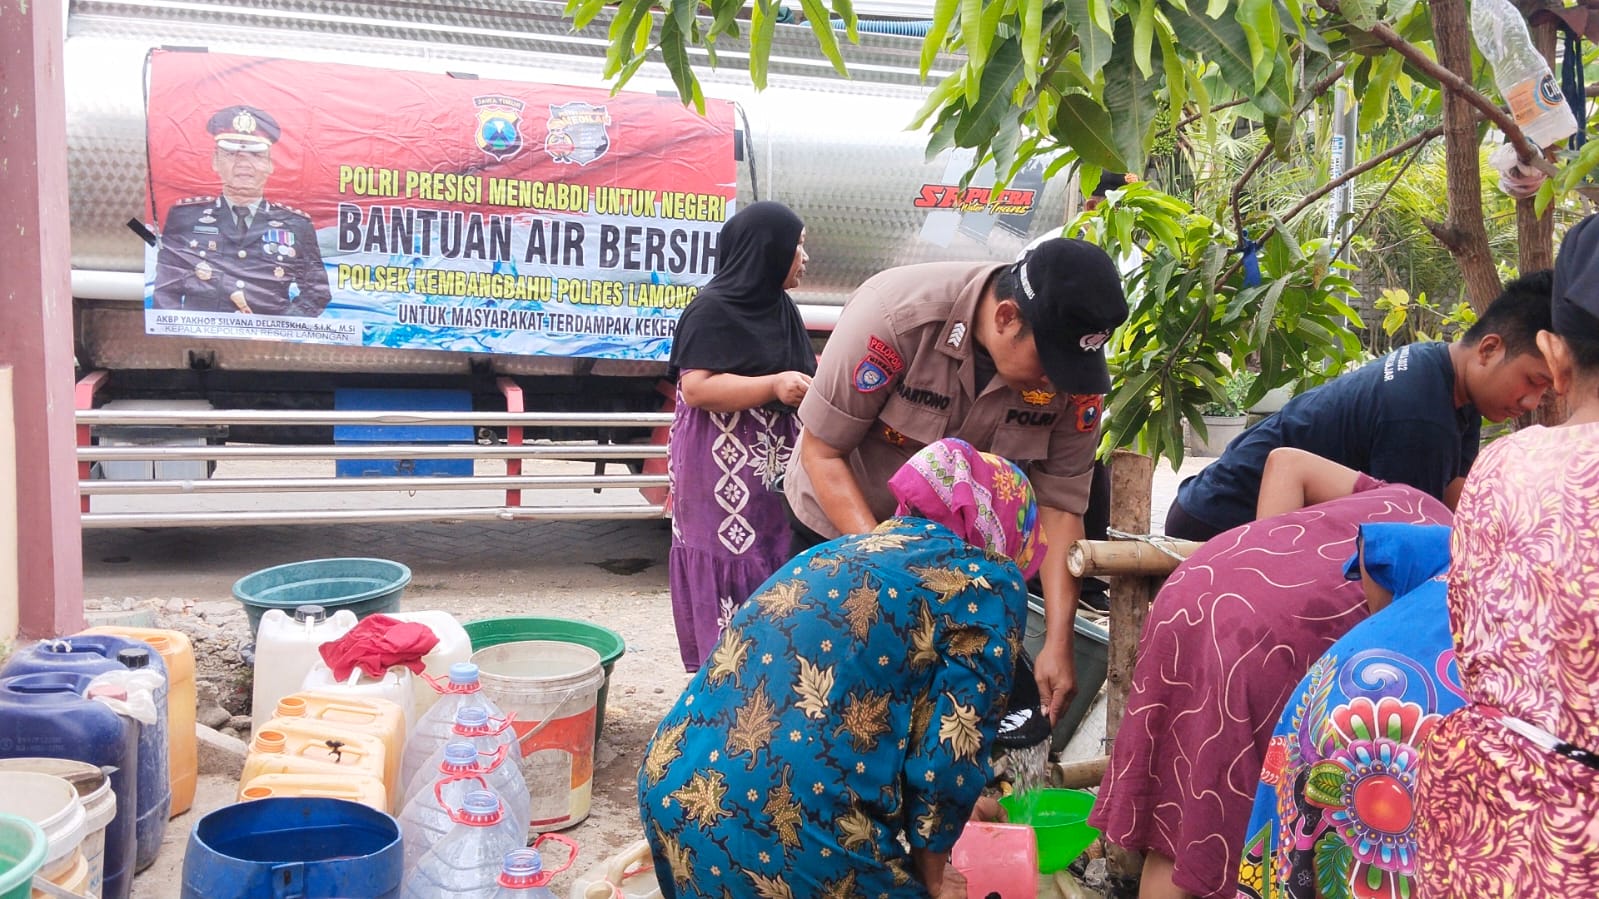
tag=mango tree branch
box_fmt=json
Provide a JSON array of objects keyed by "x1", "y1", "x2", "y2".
[{"x1": 1227, "y1": 62, "x2": 1349, "y2": 242}]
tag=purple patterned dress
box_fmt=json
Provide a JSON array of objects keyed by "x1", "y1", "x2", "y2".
[{"x1": 667, "y1": 383, "x2": 799, "y2": 671}]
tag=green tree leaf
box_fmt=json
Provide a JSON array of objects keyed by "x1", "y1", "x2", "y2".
[
  {"x1": 1055, "y1": 94, "x2": 1129, "y2": 171},
  {"x1": 1104, "y1": 17, "x2": 1162, "y2": 174},
  {"x1": 1065, "y1": 1, "x2": 1114, "y2": 75},
  {"x1": 799, "y1": 0, "x2": 850, "y2": 78},
  {"x1": 920, "y1": 0, "x2": 961, "y2": 77},
  {"x1": 954, "y1": 37, "x2": 1026, "y2": 147}
]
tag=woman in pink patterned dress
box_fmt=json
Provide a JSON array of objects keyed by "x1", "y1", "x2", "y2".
[
  {"x1": 1413, "y1": 217, "x2": 1599, "y2": 895},
  {"x1": 665, "y1": 202, "x2": 815, "y2": 671}
]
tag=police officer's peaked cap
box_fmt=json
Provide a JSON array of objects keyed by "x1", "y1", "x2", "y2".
[{"x1": 207, "y1": 105, "x2": 281, "y2": 151}]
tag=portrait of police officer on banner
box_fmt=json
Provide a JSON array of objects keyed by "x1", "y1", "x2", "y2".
[{"x1": 153, "y1": 105, "x2": 331, "y2": 317}]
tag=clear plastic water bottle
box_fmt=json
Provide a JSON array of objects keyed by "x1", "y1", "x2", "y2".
[
  {"x1": 489, "y1": 846, "x2": 570, "y2": 897},
  {"x1": 400, "y1": 663, "x2": 508, "y2": 790},
  {"x1": 400, "y1": 744, "x2": 496, "y2": 872},
  {"x1": 401, "y1": 789, "x2": 527, "y2": 897},
  {"x1": 1471, "y1": 0, "x2": 1577, "y2": 148},
  {"x1": 400, "y1": 704, "x2": 525, "y2": 814}
]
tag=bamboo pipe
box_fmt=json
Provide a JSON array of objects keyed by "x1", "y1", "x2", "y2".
[
  {"x1": 1051, "y1": 755, "x2": 1109, "y2": 789},
  {"x1": 1067, "y1": 538, "x2": 1204, "y2": 578}
]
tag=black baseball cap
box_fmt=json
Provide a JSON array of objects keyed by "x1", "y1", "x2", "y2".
[
  {"x1": 1013, "y1": 238, "x2": 1129, "y2": 394},
  {"x1": 1554, "y1": 213, "x2": 1599, "y2": 339}
]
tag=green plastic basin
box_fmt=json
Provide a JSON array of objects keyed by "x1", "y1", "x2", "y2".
[
  {"x1": 0, "y1": 813, "x2": 46, "y2": 899},
  {"x1": 464, "y1": 617, "x2": 626, "y2": 745},
  {"x1": 233, "y1": 558, "x2": 411, "y2": 638},
  {"x1": 999, "y1": 788, "x2": 1100, "y2": 874}
]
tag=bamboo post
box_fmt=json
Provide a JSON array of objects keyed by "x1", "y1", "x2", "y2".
[
  {"x1": 1104, "y1": 449, "x2": 1155, "y2": 883},
  {"x1": 1104, "y1": 450, "x2": 1155, "y2": 740}
]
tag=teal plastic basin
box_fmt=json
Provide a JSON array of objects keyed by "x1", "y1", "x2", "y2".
[{"x1": 233, "y1": 558, "x2": 411, "y2": 638}]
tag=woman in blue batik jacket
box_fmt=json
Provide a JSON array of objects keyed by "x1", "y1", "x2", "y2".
[{"x1": 638, "y1": 438, "x2": 1046, "y2": 898}]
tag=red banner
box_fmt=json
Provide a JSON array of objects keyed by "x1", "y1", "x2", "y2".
[{"x1": 144, "y1": 49, "x2": 736, "y2": 358}]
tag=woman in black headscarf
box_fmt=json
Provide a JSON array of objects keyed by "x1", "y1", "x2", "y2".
[{"x1": 665, "y1": 201, "x2": 815, "y2": 671}]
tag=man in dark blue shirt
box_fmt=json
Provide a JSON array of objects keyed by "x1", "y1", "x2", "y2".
[{"x1": 1166, "y1": 271, "x2": 1555, "y2": 540}]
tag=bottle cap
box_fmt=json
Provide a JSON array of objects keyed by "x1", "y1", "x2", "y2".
[
  {"x1": 293, "y1": 605, "x2": 327, "y2": 623},
  {"x1": 452, "y1": 705, "x2": 489, "y2": 731},
  {"x1": 497, "y1": 848, "x2": 544, "y2": 887},
  {"x1": 447, "y1": 662, "x2": 480, "y2": 685},
  {"x1": 441, "y1": 742, "x2": 478, "y2": 770},
  {"x1": 117, "y1": 648, "x2": 150, "y2": 670},
  {"x1": 460, "y1": 790, "x2": 502, "y2": 825}
]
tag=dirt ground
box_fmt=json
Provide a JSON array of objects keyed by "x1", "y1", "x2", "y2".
[{"x1": 83, "y1": 513, "x2": 685, "y2": 896}]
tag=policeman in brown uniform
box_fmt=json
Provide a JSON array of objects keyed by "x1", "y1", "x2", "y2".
[
  {"x1": 785, "y1": 238, "x2": 1129, "y2": 717},
  {"x1": 153, "y1": 105, "x2": 331, "y2": 317}
]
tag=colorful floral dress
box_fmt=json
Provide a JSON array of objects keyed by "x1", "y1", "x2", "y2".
[
  {"x1": 1414, "y1": 424, "x2": 1599, "y2": 895},
  {"x1": 1236, "y1": 528, "x2": 1457, "y2": 899},
  {"x1": 639, "y1": 518, "x2": 1027, "y2": 898},
  {"x1": 1089, "y1": 479, "x2": 1451, "y2": 899},
  {"x1": 667, "y1": 386, "x2": 799, "y2": 671}
]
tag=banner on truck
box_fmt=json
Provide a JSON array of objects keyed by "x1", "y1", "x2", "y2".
[{"x1": 142, "y1": 50, "x2": 737, "y2": 360}]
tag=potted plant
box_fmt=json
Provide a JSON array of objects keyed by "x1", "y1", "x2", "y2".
[{"x1": 1193, "y1": 371, "x2": 1256, "y2": 456}]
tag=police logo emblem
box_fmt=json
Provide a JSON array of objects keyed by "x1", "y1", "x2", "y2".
[
  {"x1": 545, "y1": 101, "x2": 612, "y2": 166},
  {"x1": 1079, "y1": 330, "x2": 1112, "y2": 352},
  {"x1": 1071, "y1": 394, "x2": 1103, "y2": 432},
  {"x1": 854, "y1": 357, "x2": 891, "y2": 393},
  {"x1": 474, "y1": 95, "x2": 527, "y2": 163},
  {"x1": 194, "y1": 261, "x2": 212, "y2": 281}
]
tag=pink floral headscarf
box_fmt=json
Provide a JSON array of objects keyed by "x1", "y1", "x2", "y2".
[{"x1": 888, "y1": 438, "x2": 1048, "y2": 579}]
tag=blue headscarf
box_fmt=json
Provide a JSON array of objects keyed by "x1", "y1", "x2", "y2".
[{"x1": 1341, "y1": 522, "x2": 1452, "y2": 596}]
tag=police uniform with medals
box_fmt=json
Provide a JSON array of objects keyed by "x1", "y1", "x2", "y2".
[
  {"x1": 152, "y1": 106, "x2": 330, "y2": 317},
  {"x1": 785, "y1": 243, "x2": 1127, "y2": 541}
]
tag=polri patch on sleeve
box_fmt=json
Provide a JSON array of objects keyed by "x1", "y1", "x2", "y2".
[
  {"x1": 866, "y1": 336, "x2": 905, "y2": 375},
  {"x1": 854, "y1": 357, "x2": 892, "y2": 392},
  {"x1": 1071, "y1": 394, "x2": 1103, "y2": 432}
]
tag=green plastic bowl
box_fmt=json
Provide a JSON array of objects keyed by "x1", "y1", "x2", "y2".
[
  {"x1": 0, "y1": 813, "x2": 47, "y2": 899},
  {"x1": 999, "y1": 788, "x2": 1100, "y2": 873},
  {"x1": 464, "y1": 617, "x2": 626, "y2": 745},
  {"x1": 233, "y1": 558, "x2": 411, "y2": 638}
]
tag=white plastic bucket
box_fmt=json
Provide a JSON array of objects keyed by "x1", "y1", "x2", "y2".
[
  {"x1": 471, "y1": 640, "x2": 604, "y2": 833},
  {"x1": 0, "y1": 760, "x2": 112, "y2": 898},
  {"x1": 0, "y1": 771, "x2": 87, "y2": 889}
]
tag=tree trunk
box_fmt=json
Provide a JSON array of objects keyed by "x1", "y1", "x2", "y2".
[
  {"x1": 1429, "y1": 0, "x2": 1504, "y2": 311},
  {"x1": 1516, "y1": 16, "x2": 1559, "y2": 274}
]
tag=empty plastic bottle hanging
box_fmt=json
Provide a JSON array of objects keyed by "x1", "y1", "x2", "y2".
[
  {"x1": 400, "y1": 704, "x2": 523, "y2": 810},
  {"x1": 400, "y1": 745, "x2": 495, "y2": 873},
  {"x1": 401, "y1": 788, "x2": 527, "y2": 897},
  {"x1": 1471, "y1": 0, "x2": 1577, "y2": 148},
  {"x1": 400, "y1": 663, "x2": 508, "y2": 791},
  {"x1": 490, "y1": 841, "x2": 578, "y2": 897}
]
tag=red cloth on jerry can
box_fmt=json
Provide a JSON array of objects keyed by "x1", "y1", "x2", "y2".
[{"x1": 318, "y1": 614, "x2": 439, "y2": 680}]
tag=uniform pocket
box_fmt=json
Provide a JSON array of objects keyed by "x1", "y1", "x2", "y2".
[
  {"x1": 878, "y1": 398, "x2": 949, "y2": 449},
  {"x1": 990, "y1": 422, "x2": 1052, "y2": 463}
]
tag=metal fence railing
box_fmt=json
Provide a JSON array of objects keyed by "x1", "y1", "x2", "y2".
[{"x1": 75, "y1": 378, "x2": 676, "y2": 528}]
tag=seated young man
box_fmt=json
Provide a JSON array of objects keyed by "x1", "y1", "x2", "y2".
[{"x1": 1166, "y1": 270, "x2": 1554, "y2": 541}]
